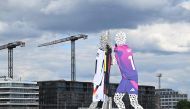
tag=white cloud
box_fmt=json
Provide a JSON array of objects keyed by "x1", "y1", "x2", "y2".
[
  {"x1": 0, "y1": 21, "x2": 8, "y2": 33},
  {"x1": 111, "y1": 22, "x2": 190, "y2": 53},
  {"x1": 179, "y1": 1, "x2": 190, "y2": 10},
  {"x1": 89, "y1": 0, "x2": 169, "y2": 10},
  {"x1": 8, "y1": 0, "x2": 42, "y2": 9},
  {"x1": 0, "y1": 20, "x2": 42, "y2": 42},
  {"x1": 120, "y1": 0, "x2": 169, "y2": 10},
  {"x1": 41, "y1": 0, "x2": 80, "y2": 14}
]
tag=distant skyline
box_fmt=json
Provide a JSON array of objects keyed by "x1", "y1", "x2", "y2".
[{"x1": 0, "y1": 0, "x2": 190, "y2": 98}]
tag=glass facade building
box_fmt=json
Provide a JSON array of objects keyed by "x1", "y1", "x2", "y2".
[
  {"x1": 38, "y1": 80, "x2": 92, "y2": 109},
  {"x1": 0, "y1": 81, "x2": 39, "y2": 109},
  {"x1": 156, "y1": 89, "x2": 188, "y2": 109},
  {"x1": 38, "y1": 80, "x2": 158, "y2": 109}
]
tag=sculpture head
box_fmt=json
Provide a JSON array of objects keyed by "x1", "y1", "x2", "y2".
[
  {"x1": 99, "y1": 31, "x2": 111, "y2": 50},
  {"x1": 115, "y1": 31, "x2": 127, "y2": 45}
]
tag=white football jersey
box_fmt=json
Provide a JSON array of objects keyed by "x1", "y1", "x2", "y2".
[{"x1": 93, "y1": 48, "x2": 105, "y2": 102}]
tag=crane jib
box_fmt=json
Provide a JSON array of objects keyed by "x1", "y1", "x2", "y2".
[{"x1": 38, "y1": 34, "x2": 88, "y2": 47}]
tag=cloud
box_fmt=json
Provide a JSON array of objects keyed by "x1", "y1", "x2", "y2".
[
  {"x1": 89, "y1": 0, "x2": 169, "y2": 10},
  {"x1": 41, "y1": 0, "x2": 80, "y2": 14},
  {"x1": 0, "y1": 21, "x2": 8, "y2": 33},
  {"x1": 111, "y1": 22, "x2": 190, "y2": 53},
  {"x1": 0, "y1": 21, "x2": 41, "y2": 42},
  {"x1": 120, "y1": 0, "x2": 170, "y2": 10},
  {"x1": 8, "y1": 0, "x2": 41, "y2": 9},
  {"x1": 0, "y1": 0, "x2": 189, "y2": 33},
  {"x1": 179, "y1": 1, "x2": 190, "y2": 10}
]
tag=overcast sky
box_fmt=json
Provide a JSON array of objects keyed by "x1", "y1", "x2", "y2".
[{"x1": 0, "y1": 0, "x2": 190, "y2": 97}]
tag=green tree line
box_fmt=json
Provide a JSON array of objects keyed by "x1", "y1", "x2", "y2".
[{"x1": 177, "y1": 100, "x2": 190, "y2": 109}]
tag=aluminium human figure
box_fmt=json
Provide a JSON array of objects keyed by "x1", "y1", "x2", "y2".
[
  {"x1": 89, "y1": 31, "x2": 112, "y2": 109},
  {"x1": 113, "y1": 32, "x2": 143, "y2": 109}
]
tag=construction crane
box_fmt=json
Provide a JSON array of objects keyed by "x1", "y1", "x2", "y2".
[
  {"x1": 38, "y1": 34, "x2": 88, "y2": 81},
  {"x1": 156, "y1": 73, "x2": 162, "y2": 89},
  {"x1": 0, "y1": 41, "x2": 25, "y2": 79}
]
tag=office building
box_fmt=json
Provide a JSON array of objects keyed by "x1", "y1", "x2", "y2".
[
  {"x1": 0, "y1": 80, "x2": 39, "y2": 109},
  {"x1": 156, "y1": 89, "x2": 188, "y2": 109},
  {"x1": 38, "y1": 80, "x2": 92, "y2": 109}
]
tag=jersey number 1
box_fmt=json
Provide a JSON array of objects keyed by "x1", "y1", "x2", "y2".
[{"x1": 128, "y1": 56, "x2": 136, "y2": 70}]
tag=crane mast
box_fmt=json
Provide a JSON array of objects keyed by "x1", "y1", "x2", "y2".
[
  {"x1": 38, "y1": 34, "x2": 88, "y2": 81},
  {"x1": 156, "y1": 73, "x2": 162, "y2": 89},
  {"x1": 0, "y1": 41, "x2": 25, "y2": 79}
]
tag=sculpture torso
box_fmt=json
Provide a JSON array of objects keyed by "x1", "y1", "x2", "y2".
[{"x1": 114, "y1": 44, "x2": 137, "y2": 79}]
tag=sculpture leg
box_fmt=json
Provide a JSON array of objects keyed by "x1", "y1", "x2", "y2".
[
  {"x1": 129, "y1": 94, "x2": 143, "y2": 109},
  {"x1": 88, "y1": 101, "x2": 98, "y2": 109},
  {"x1": 102, "y1": 95, "x2": 109, "y2": 109},
  {"x1": 108, "y1": 97, "x2": 112, "y2": 109},
  {"x1": 114, "y1": 93, "x2": 125, "y2": 109}
]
